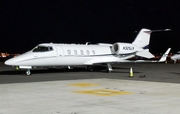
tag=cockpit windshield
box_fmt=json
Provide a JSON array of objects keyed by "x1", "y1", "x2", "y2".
[{"x1": 32, "y1": 46, "x2": 53, "y2": 52}]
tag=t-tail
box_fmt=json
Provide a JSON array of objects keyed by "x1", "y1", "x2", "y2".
[{"x1": 132, "y1": 28, "x2": 171, "y2": 59}]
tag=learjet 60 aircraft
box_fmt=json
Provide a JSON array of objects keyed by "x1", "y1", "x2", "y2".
[{"x1": 5, "y1": 28, "x2": 169, "y2": 75}]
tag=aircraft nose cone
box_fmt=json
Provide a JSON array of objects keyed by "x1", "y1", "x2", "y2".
[
  {"x1": 4, "y1": 58, "x2": 15, "y2": 66},
  {"x1": 5, "y1": 59, "x2": 11, "y2": 65},
  {"x1": 171, "y1": 56, "x2": 176, "y2": 60}
]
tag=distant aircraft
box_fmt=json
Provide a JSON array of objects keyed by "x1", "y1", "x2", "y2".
[
  {"x1": 171, "y1": 51, "x2": 180, "y2": 63},
  {"x1": 5, "y1": 28, "x2": 170, "y2": 75}
]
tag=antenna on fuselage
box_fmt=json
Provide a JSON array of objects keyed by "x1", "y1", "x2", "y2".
[{"x1": 86, "y1": 42, "x2": 90, "y2": 45}]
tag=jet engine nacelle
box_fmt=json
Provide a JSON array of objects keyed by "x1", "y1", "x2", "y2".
[{"x1": 111, "y1": 43, "x2": 142, "y2": 54}]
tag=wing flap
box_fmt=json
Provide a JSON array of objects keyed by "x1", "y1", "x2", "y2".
[{"x1": 84, "y1": 57, "x2": 136, "y2": 65}]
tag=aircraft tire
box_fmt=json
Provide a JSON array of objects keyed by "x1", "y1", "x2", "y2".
[
  {"x1": 106, "y1": 68, "x2": 112, "y2": 73},
  {"x1": 89, "y1": 68, "x2": 93, "y2": 72},
  {"x1": 86, "y1": 66, "x2": 93, "y2": 72},
  {"x1": 26, "y1": 70, "x2": 31, "y2": 76}
]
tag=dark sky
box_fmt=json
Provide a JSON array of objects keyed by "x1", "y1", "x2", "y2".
[{"x1": 1, "y1": 1, "x2": 180, "y2": 54}]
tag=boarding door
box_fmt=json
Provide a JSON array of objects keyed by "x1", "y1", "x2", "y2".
[{"x1": 56, "y1": 46, "x2": 64, "y2": 57}]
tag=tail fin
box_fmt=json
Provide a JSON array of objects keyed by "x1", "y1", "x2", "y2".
[
  {"x1": 132, "y1": 28, "x2": 151, "y2": 49},
  {"x1": 159, "y1": 48, "x2": 171, "y2": 62}
]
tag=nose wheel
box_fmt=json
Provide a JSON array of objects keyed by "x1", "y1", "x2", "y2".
[{"x1": 26, "y1": 69, "x2": 31, "y2": 76}]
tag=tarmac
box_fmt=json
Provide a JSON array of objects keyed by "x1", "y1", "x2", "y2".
[{"x1": 0, "y1": 62, "x2": 180, "y2": 114}]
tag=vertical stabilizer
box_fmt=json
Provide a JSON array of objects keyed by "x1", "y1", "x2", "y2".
[{"x1": 132, "y1": 28, "x2": 152, "y2": 49}]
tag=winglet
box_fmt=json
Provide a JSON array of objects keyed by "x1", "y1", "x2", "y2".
[{"x1": 159, "y1": 48, "x2": 171, "y2": 62}]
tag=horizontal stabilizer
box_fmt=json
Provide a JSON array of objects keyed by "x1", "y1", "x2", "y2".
[
  {"x1": 136, "y1": 50, "x2": 154, "y2": 59},
  {"x1": 135, "y1": 48, "x2": 171, "y2": 63}
]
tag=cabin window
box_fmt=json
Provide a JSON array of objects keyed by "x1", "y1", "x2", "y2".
[
  {"x1": 92, "y1": 50, "x2": 95, "y2": 55},
  {"x1": 74, "y1": 50, "x2": 77, "y2": 55},
  {"x1": 86, "y1": 50, "x2": 90, "y2": 55},
  {"x1": 67, "y1": 50, "x2": 71, "y2": 55},
  {"x1": 80, "y1": 50, "x2": 84, "y2": 55},
  {"x1": 32, "y1": 46, "x2": 53, "y2": 52}
]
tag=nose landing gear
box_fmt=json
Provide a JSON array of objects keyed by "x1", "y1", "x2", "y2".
[{"x1": 26, "y1": 69, "x2": 31, "y2": 76}]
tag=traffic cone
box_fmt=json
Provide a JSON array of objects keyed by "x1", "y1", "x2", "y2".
[
  {"x1": 129, "y1": 67, "x2": 134, "y2": 77},
  {"x1": 165, "y1": 61, "x2": 167, "y2": 64}
]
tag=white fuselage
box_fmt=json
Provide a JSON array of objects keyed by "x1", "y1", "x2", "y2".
[
  {"x1": 5, "y1": 43, "x2": 139, "y2": 67},
  {"x1": 171, "y1": 53, "x2": 180, "y2": 61},
  {"x1": 5, "y1": 28, "x2": 156, "y2": 69}
]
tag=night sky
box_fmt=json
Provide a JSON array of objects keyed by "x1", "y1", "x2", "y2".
[{"x1": 1, "y1": 1, "x2": 180, "y2": 54}]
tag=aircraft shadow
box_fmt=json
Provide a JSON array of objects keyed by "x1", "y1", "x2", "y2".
[
  {"x1": 0, "y1": 68, "x2": 87, "y2": 75},
  {"x1": 0, "y1": 67, "x2": 142, "y2": 75},
  {"x1": 0, "y1": 70, "x2": 25, "y2": 75}
]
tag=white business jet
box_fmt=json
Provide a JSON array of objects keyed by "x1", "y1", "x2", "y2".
[
  {"x1": 4, "y1": 28, "x2": 170, "y2": 75},
  {"x1": 171, "y1": 51, "x2": 180, "y2": 63}
]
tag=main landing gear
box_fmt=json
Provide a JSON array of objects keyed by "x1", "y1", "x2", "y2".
[
  {"x1": 86, "y1": 66, "x2": 94, "y2": 72},
  {"x1": 87, "y1": 63, "x2": 113, "y2": 73},
  {"x1": 106, "y1": 63, "x2": 113, "y2": 73}
]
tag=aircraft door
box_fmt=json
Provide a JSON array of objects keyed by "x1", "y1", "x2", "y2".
[{"x1": 56, "y1": 46, "x2": 64, "y2": 57}]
